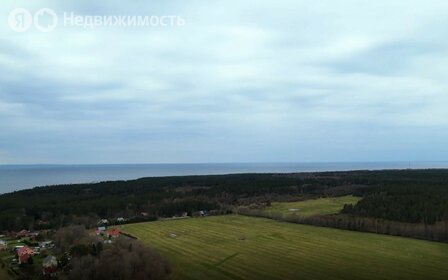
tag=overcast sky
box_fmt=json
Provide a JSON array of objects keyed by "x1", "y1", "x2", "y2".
[{"x1": 1, "y1": 0, "x2": 448, "y2": 164}]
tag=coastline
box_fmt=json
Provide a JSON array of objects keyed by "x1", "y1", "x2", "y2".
[{"x1": 2, "y1": 162, "x2": 448, "y2": 194}]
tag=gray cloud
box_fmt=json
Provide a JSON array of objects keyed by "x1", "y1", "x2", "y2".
[{"x1": 1, "y1": 0, "x2": 448, "y2": 163}]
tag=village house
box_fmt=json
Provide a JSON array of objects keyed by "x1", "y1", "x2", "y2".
[
  {"x1": 42, "y1": 255, "x2": 58, "y2": 276},
  {"x1": 17, "y1": 246, "x2": 34, "y2": 264},
  {"x1": 38, "y1": 241, "x2": 54, "y2": 249},
  {"x1": 28, "y1": 231, "x2": 40, "y2": 240},
  {"x1": 16, "y1": 229, "x2": 29, "y2": 238},
  {"x1": 97, "y1": 219, "x2": 110, "y2": 226},
  {"x1": 96, "y1": 226, "x2": 107, "y2": 235},
  {"x1": 106, "y1": 228, "x2": 120, "y2": 238}
]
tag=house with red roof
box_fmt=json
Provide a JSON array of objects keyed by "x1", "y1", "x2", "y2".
[
  {"x1": 106, "y1": 228, "x2": 120, "y2": 238},
  {"x1": 17, "y1": 246, "x2": 33, "y2": 264}
]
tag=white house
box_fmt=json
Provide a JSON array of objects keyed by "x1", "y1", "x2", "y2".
[
  {"x1": 38, "y1": 241, "x2": 54, "y2": 249},
  {"x1": 97, "y1": 219, "x2": 110, "y2": 226}
]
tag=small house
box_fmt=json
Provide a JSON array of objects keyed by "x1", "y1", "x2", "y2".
[
  {"x1": 17, "y1": 246, "x2": 33, "y2": 264},
  {"x1": 16, "y1": 229, "x2": 29, "y2": 238},
  {"x1": 97, "y1": 219, "x2": 109, "y2": 226},
  {"x1": 106, "y1": 228, "x2": 120, "y2": 238},
  {"x1": 97, "y1": 226, "x2": 106, "y2": 233},
  {"x1": 42, "y1": 255, "x2": 58, "y2": 276},
  {"x1": 38, "y1": 241, "x2": 53, "y2": 249},
  {"x1": 27, "y1": 231, "x2": 39, "y2": 241}
]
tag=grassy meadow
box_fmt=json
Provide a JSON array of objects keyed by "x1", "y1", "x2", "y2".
[
  {"x1": 264, "y1": 195, "x2": 361, "y2": 217},
  {"x1": 121, "y1": 215, "x2": 448, "y2": 280}
]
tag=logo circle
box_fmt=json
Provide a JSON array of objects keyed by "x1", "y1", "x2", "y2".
[
  {"x1": 8, "y1": 8, "x2": 33, "y2": 32},
  {"x1": 34, "y1": 8, "x2": 58, "y2": 32}
]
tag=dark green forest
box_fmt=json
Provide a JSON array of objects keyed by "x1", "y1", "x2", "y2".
[
  {"x1": 1, "y1": 169, "x2": 448, "y2": 242},
  {"x1": 342, "y1": 170, "x2": 448, "y2": 224},
  {"x1": 0, "y1": 173, "x2": 352, "y2": 230}
]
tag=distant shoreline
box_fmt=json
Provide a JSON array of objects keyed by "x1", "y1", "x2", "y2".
[{"x1": 2, "y1": 162, "x2": 448, "y2": 194}]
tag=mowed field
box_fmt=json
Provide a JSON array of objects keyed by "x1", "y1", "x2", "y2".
[
  {"x1": 122, "y1": 216, "x2": 448, "y2": 280},
  {"x1": 264, "y1": 195, "x2": 360, "y2": 217}
]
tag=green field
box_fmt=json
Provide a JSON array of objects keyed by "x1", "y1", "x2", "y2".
[
  {"x1": 264, "y1": 195, "x2": 361, "y2": 217},
  {"x1": 122, "y1": 215, "x2": 448, "y2": 280}
]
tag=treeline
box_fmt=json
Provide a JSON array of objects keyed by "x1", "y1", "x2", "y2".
[
  {"x1": 343, "y1": 185, "x2": 448, "y2": 224},
  {"x1": 2, "y1": 169, "x2": 448, "y2": 233},
  {"x1": 238, "y1": 209, "x2": 448, "y2": 243},
  {"x1": 0, "y1": 173, "x2": 358, "y2": 231}
]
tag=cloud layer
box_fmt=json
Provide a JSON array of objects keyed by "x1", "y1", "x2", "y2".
[{"x1": 1, "y1": 0, "x2": 448, "y2": 163}]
